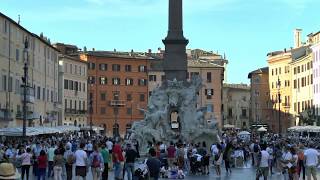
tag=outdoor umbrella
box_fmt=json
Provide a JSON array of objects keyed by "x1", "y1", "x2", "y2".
[
  {"x1": 257, "y1": 127, "x2": 267, "y2": 132},
  {"x1": 238, "y1": 131, "x2": 251, "y2": 136}
]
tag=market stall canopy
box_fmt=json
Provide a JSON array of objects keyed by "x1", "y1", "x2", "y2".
[
  {"x1": 0, "y1": 125, "x2": 80, "y2": 136},
  {"x1": 238, "y1": 131, "x2": 251, "y2": 136},
  {"x1": 80, "y1": 126, "x2": 104, "y2": 131},
  {"x1": 223, "y1": 124, "x2": 235, "y2": 129},
  {"x1": 288, "y1": 126, "x2": 320, "y2": 133},
  {"x1": 257, "y1": 127, "x2": 267, "y2": 132}
]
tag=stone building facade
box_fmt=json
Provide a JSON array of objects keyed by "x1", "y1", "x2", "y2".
[
  {"x1": 0, "y1": 12, "x2": 59, "y2": 128},
  {"x1": 222, "y1": 84, "x2": 250, "y2": 129}
]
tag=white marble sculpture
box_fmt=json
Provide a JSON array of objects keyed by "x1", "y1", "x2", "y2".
[{"x1": 129, "y1": 76, "x2": 220, "y2": 153}]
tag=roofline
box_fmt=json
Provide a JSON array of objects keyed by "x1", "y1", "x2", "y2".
[
  {"x1": 81, "y1": 52, "x2": 154, "y2": 60},
  {"x1": 0, "y1": 12, "x2": 59, "y2": 52},
  {"x1": 59, "y1": 54, "x2": 87, "y2": 64}
]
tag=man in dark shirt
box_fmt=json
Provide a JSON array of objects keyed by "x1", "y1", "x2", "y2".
[
  {"x1": 125, "y1": 143, "x2": 137, "y2": 180},
  {"x1": 146, "y1": 148, "x2": 161, "y2": 180}
]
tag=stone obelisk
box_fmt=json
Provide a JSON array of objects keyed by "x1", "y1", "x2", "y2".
[{"x1": 163, "y1": 0, "x2": 189, "y2": 81}]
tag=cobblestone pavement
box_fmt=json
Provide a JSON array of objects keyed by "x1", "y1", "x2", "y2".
[{"x1": 26, "y1": 165, "x2": 320, "y2": 180}]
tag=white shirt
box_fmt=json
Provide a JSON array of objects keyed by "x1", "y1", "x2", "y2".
[
  {"x1": 75, "y1": 149, "x2": 87, "y2": 166},
  {"x1": 210, "y1": 145, "x2": 218, "y2": 155},
  {"x1": 106, "y1": 141, "x2": 113, "y2": 151},
  {"x1": 260, "y1": 150, "x2": 270, "y2": 167},
  {"x1": 266, "y1": 147, "x2": 273, "y2": 159},
  {"x1": 304, "y1": 148, "x2": 320, "y2": 166},
  {"x1": 282, "y1": 151, "x2": 293, "y2": 167}
]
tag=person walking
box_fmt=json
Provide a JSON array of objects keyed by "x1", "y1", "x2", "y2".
[
  {"x1": 47, "y1": 143, "x2": 56, "y2": 178},
  {"x1": 37, "y1": 150, "x2": 47, "y2": 180},
  {"x1": 75, "y1": 142, "x2": 88, "y2": 180},
  {"x1": 64, "y1": 146, "x2": 75, "y2": 180},
  {"x1": 214, "y1": 144, "x2": 223, "y2": 177},
  {"x1": 53, "y1": 149, "x2": 64, "y2": 180},
  {"x1": 146, "y1": 148, "x2": 161, "y2": 180},
  {"x1": 223, "y1": 143, "x2": 233, "y2": 175},
  {"x1": 124, "y1": 143, "x2": 137, "y2": 180},
  {"x1": 100, "y1": 144, "x2": 110, "y2": 180},
  {"x1": 256, "y1": 145, "x2": 270, "y2": 180},
  {"x1": 16, "y1": 147, "x2": 32, "y2": 180},
  {"x1": 304, "y1": 144, "x2": 320, "y2": 180},
  {"x1": 297, "y1": 144, "x2": 305, "y2": 180},
  {"x1": 89, "y1": 145, "x2": 104, "y2": 180},
  {"x1": 112, "y1": 140, "x2": 124, "y2": 180}
]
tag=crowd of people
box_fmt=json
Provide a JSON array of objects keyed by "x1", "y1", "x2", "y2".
[{"x1": 0, "y1": 131, "x2": 319, "y2": 180}]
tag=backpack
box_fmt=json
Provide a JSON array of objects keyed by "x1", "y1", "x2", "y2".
[
  {"x1": 66, "y1": 153, "x2": 75, "y2": 165},
  {"x1": 92, "y1": 154, "x2": 100, "y2": 168},
  {"x1": 253, "y1": 144, "x2": 259, "y2": 153}
]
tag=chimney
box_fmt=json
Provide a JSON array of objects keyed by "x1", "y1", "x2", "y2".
[
  {"x1": 148, "y1": 49, "x2": 152, "y2": 53},
  {"x1": 294, "y1": 28, "x2": 302, "y2": 48}
]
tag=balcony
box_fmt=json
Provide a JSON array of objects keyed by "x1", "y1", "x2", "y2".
[
  {"x1": 78, "y1": 110, "x2": 87, "y2": 114},
  {"x1": 0, "y1": 109, "x2": 13, "y2": 121},
  {"x1": 65, "y1": 109, "x2": 87, "y2": 115},
  {"x1": 109, "y1": 100, "x2": 126, "y2": 107}
]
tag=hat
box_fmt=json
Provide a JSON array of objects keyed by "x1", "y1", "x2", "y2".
[{"x1": 0, "y1": 163, "x2": 21, "y2": 179}]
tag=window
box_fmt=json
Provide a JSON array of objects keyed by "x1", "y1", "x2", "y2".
[
  {"x1": 74, "y1": 100, "x2": 77, "y2": 110},
  {"x1": 100, "y1": 107, "x2": 106, "y2": 114},
  {"x1": 65, "y1": 99, "x2": 68, "y2": 109},
  {"x1": 16, "y1": 49, "x2": 19, "y2": 61},
  {"x1": 294, "y1": 67, "x2": 296, "y2": 74},
  {"x1": 149, "y1": 91, "x2": 152, "y2": 97},
  {"x1": 8, "y1": 76, "x2": 12, "y2": 92},
  {"x1": 47, "y1": 89, "x2": 49, "y2": 101},
  {"x1": 113, "y1": 91, "x2": 120, "y2": 100},
  {"x1": 149, "y1": 75, "x2": 157, "y2": 82},
  {"x1": 125, "y1": 65, "x2": 131, "y2": 72},
  {"x1": 75, "y1": 81, "x2": 79, "y2": 91},
  {"x1": 64, "y1": 79, "x2": 68, "y2": 89},
  {"x1": 294, "y1": 80, "x2": 297, "y2": 89},
  {"x1": 100, "y1": 93, "x2": 106, "y2": 101},
  {"x1": 99, "y1": 77, "x2": 107, "y2": 85},
  {"x1": 83, "y1": 83, "x2": 86, "y2": 92},
  {"x1": 138, "y1": 79, "x2": 147, "y2": 86},
  {"x1": 88, "y1": 76, "x2": 95, "y2": 84},
  {"x1": 190, "y1": 72, "x2": 199, "y2": 78},
  {"x1": 2, "y1": 75, "x2": 7, "y2": 91},
  {"x1": 140, "y1": 94, "x2": 145, "y2": 102},
  {"x1": 127, "y1": 108, "x2": 132, "y2": 115},
  {"x1": 125, "y1": 78, "x2": 133, "y2": 86},
  {"x1": 127, "y1": 94, "x2": 132, "y2": 101},
  {"x1": 138, "y1": 65, "x2": 147, "y2": 72},
  {"x1": 37, "y1": 86, "x2": 40, "y2": 99},
  {"x1": 207, "y1": 72, "x2": 212, "y2": 83},
  {"x1": 51, "y1": 91, "x2": 53, "y2": 102},
  {"x1": 228, "y1": 108, "x2": 232, "y2": 117},
  {"x1": 83, "y1": 101, "x2": 86, "y2": 110},
  {"x1": 205, "y1": 89, "x2": 214, "y2": 96},
  {"x1": 112, "y1": 64, "x2": 120, "y2": 71},
  {"x1": 69, "y1": 64, "x2": 73, "y2": 74},
  {"x1": 112, "y1": 78, "x2": 120, "y2": 85},
  {"x1": 88, "y1": 62, "x2": 95, "y2": 70},
  {"x1": 42, "y1": 88, "x2": 45, "y2": 100},
  {"x1": 4, "y1": 20, "x2": 7, "y2": 33},
  {"x1": 99, "y1": 64, "x2": 107, "y2": 71},
  {"x1": 242, "y1": 109, "x2": 247, "y2": 117}
]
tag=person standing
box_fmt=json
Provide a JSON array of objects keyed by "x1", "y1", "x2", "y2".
[
  {"x1": 146, "y1": 148, "x2": 161, "y2": 180},
  {"x1": 75, "y1": 142, "x2": 88, "y2": 180},
  {"x1": 304, "y1": 144, "x2": 320, "y2": 180},
  {"x1": 124, "y1": 143, "x2": 137, "y2": 180},
  {"x1": 214, "y1": 144, "x2": 223, "y2": 177},
  {"x1": 223, "y1": 143, "x2": 233, "y2": 175},
  {"x1": 47, "y1": 143, "x2": 56, "y2": 178},
  {"x1": 64, "y1": 146, "x2": 75, "y2": 180},
  {"x1": 167, "y1": 142, "x2": 176, "y2": 169},
  {"x1": 266, "y1": 144, "x2": 274, "y2": 175},
  {"x1": 112, "y1": 140, "x2": 124, "y2": 180},
  {"x1": 100, "y1": 144, "x2": 110, "y2": 180},
  {"x1": 256, "y1": 145, "x2": 270, "y2": 180},
  {"x1": 53, "y1": 149, "x2": 64, "y2": 180},
  {"x1": 89, "y1": 145, "x2": 104, "y2": 180},
  {"x1": 37, "y1": 150, "x2": 47, "y2": 180},
  {"x1": 297, "y1": 144, "x2": 305, "y2": 180}
]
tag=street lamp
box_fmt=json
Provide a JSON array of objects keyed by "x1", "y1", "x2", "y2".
[
  {"x1": 277, "y1": 76, "x2": 281, "y2": 135},
  {"x1": 22, "y1": 37, "x2": 29, "y2": 138}
]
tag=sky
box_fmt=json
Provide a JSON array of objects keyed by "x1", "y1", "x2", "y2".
[{"x1": 1, "y1": 0, "x2": 320, "y2": 84}]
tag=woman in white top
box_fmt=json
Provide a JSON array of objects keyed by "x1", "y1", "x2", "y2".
[{"x1": 16, "y1": 147, "x2": 32, "y2": 180}]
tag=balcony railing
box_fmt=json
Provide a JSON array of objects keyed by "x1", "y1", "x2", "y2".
[
  {"x1": 65, "y1": 109, "x2": 87, "y2": 115},
  {"x1": 109, "y1": 100, "x2": 126, "y2": 107}
]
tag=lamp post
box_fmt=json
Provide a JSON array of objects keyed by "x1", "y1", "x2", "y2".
[
  {"x1": 277, "y1": 76, "x2": 281, "y2": 135},
  {"x1": 22, "y1": 37, "x2": 29, "y2": 138}
]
